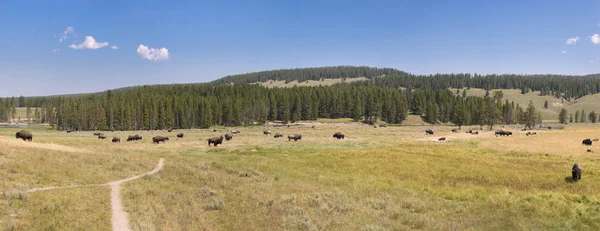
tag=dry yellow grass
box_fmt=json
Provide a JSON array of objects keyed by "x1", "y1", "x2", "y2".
[{"x1": 2, "y1": 123, "x2": 600, "y2": 230}]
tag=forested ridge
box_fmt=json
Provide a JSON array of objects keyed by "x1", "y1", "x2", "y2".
[{"x1": 0, "y1": 65, "x2": 587, "y2": 130}]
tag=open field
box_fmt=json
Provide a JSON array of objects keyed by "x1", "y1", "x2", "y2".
[
  {"x1": 256, "y1": 77, "x2": 368, "y2": 88},
  {"x1": 453, "y1": 88, "x2": 600, "y2": 121},
  {"x1": 2, "y1": 123, "x2": 600, "y2": 230}
]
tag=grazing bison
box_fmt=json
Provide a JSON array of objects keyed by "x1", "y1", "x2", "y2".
[
  {"x1": 472, "y1": 131, "x2": 479, "y2": 135},
  {"x1": 224, "y1": 133, "x2": 233, "y2": 141},
  {"x1": 208, "y1": 136, "x2": 224, "y2": 147},
  {"x1": 582, "y1": 139, "x2": 593, "y2": 146},
  {"x1": 526, "y1": 132, "x2": 537, "y2": 136},
  {"x1": 213, "y1": 129, "x2": 217, "y2": 132},
  {"x1": 127, "y1": 134, "x2": 143, "y2": 141},
  {"x1": 152, "y1": 136, "x2": 169, "y2": 144},
  {"x1": 98, "y1": 135, "x2": 107, "y2": 139},
  {"x1": 263, "y1": 130, "x2": 272, "y2": 135},
  {"x1": 425, "y1": 129, "x2": 434, "y2": 135},
  {"x1": 177, "y1": 133, "x2": 184, "y2": 138},
  {"x1": 231, "y1": 130, "x2": 240, "y2": 134},
  {"x1": 15, "y1": 130, "x2": 33, "y2": 141},
  {"x1": 495, "y1": 130, "x2": 512, "y2": 136},
  {"x1": 112, "y1": 137, "x2": 120, "y2": 143},
  {"x1": 466, "y1": 129, "x2": 472, "y2": 134},
  {"x1": 452, "y1": 128, "x2": 458, "y2": 133},
  {"x1": 66, "y1": 130, "x2": 73, "y2": 133},
  {"x1": 274, "y1": 133, "x2": 283, "y2": 138},
  {"x1": 333, "y1": 132, "x2": 345, "y2": 139},
  {"x1": 168, "y1": 128, "x2": 173, "y2": 132},
  {"x1": 288, "y1": 134, "x2": 302, "y2": 141},
  {"x1": 572, "y1": 163, "x2": 582, "y2": 182},
  {"x1": 587, "y1": 149, "x2": 593, "y2": 153},
  {"x1": 438, "y1": 137, "x2": 446, "y2": 141}
]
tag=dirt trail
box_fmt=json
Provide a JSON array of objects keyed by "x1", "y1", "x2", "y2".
[{"x1": 27, "y1": 158, "x2": 165, "y2": 231}]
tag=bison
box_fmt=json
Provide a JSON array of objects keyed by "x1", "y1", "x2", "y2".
[
  {"x1": 425, "y1": 129, "x2": 434, "y2": 135},
  {"x1": 168, "y1": 128, "x2": 173, "y2": 132},
  {"x1": 176, "y1": 133, "x2": 184, "y2": 138},
  {"x1": 112, "y1": 137, "x2": 120, "y2": 143},
  {"x1": 152, "y1": 136, "x2": 169, "y2": 144},
  {"x1": 263, "y1": 130, "x2": 272, "y2": 135},
  {"x1": 98, "y1": 135, "x2": 107, "y2": 139},
  {"x1": 66, "y1": 130, "x2": 73, "y2": 133},
  {"x1": 288, "y1": 134, "x2": 302, "y2": 141},
  {"x1": 466, "y1": 129, "x2": 473, "y2": 134},
  {"x1": 572, "y1": 163, "x2": 582, "y2": 182},
  {"x1": 472, "y1": 131, "x2": 479, "y2": 135},
  {"x1": 582, "y1": 139, "x2": 593, "y2": 146},
  {"x1": 438, "y1": 137, "x2": 446, "y2": 141},
  {"x1": 15, "y1": 130, "x2": 32, "y2": 141},
  {"x1": 208, "y1": 136, "x2": 224, "y2": 147},
  {"x1": 127, "y1": 134, "x2": 142, "y2": 141},
  {"x1": 333, "y1": 132, "x2": 345, "y2": 139},
  {"x1": 224, "y1": 133, "x2": 233, "y2": 141},
  {"x1": 495, "y1": 130, "x2": 512, "y2": 136},
  {"x1": 274, "y1": 133, "x2": 283, "y2": 138},
  {"x1": 451, "y1": 128, "x2": 458, "y2": 133}
]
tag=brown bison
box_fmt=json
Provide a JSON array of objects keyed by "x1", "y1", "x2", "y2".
[
  {"x1": 438, "y1": 137, "x2": 446, "y2": 141},
  {"x1": 425, "y1": 129, "x2": 434, "y2": 135},
  {"x1": 112, "y1": 137, "x2": 120, "y2": 143},
  {"x1": 176, "y1": 133, "x2": 184, "y2": 138},
  {"x1": 495, "y1": 130, "x2": 512, "y2": 136},
  {"x1": 288, "y1": 134, "x2": 302, "y2": 141},
  {"x1": 263, "y1": 130, "x2": 272, "y2": 135},
  {"x1": 224, "y1": 133, "x2": 233, "y2": 141},
  {"x1": 466, "y1": 129, "x2": 472, "y2": 134},
  {"x1": 98, "y1": 135, "x2": 107, "y2": 139},
  {"x1": 15, "y1": 130, "x2": 32, "y2": 141},
  {"x1": 472, "y1": 131, "x2": 479, "y2": 135},
  {"x1": 582, "y1": 139, "x2": 592, "y2": 146},
  {"x1": 152, "y1": 136, "x2": 169, "y2": 144},
  {"x1": 333, "y1": 132, "x2": 345, "y2": 139},
  {"x1": 451, "y1": 128, "x2": 458, "y2": 133},
  {"x1": 274, "y1": 133, "x2": 283, "y2": 138},
  {"x1": 572, "y1": 163, "x2": 582, "y2": 182},
  {"x1": 127, "y1": 134, "x2": 142, "y2": 141},
  {"x1": 208, "y1": 136, "x2": 224, "y2": 147}
]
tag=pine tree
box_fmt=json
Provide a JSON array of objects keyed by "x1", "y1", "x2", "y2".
[
  {"x1": 581, "y1": 109, "x2": 587, "y2": 123},
  {"x1": 569, "y1": 113, "x2": 573, "y2": 123},
  {"x1": 590, "y1": 111, "x2": 597, "y2": 123},
  {"x1": 452, "y1": 100, "x2": 467, "y2": 129},
  {"x1": 575, "y1": 110, "x2": 580, "y2": 123},
  {"x1": 558, "y1": 109, "x2": 568, "y2": 124},
  {"x1": 25, "y1": 106, "x2": 31, "y2": 123},
  {"x1": 524, "y1": 101, "x2": 538, "y2": 129}
]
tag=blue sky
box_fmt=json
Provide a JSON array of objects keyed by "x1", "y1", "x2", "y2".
[{"x1": 1, "y1": 0, "x2": 600, "y2": 96}]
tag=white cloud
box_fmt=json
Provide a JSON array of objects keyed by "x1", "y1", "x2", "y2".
[
  {"x1": 111, "y1": 45, "x2": 119, "y2": 50},
  {"x1": 566, "y1": 36, "x2": 579, "y2": 45},
  {"x1": 561, "y1": 50, "x2": 567, "y2": 54},
  {"x1": 591, "y1": 34, "x2": 600, "y2": 45},
  {"x1": 59, "y1": 26, "x2": 74, "y2": 43},
  {"x1": 52, "y1": 48, "x2": 60, "y2": 53},
  {"x1": 137, "y1": 44, "x2": 169, "y2": 61},
  {"x1": 69, "y1": 36, "x2": 109, "y2": 50}
]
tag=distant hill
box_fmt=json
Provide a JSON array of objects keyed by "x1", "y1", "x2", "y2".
[{"x1": 211, "y1": 66, "x2": 406, "y2": 84}]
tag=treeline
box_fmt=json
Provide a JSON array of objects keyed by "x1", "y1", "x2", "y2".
[
  {"x1": 212, "y1": 66, "x2": 406, "y2": 84},
  {"x1": 1, "y1": 83, "x2": 542, "y2": 131},
  {"x1": 213, "y1": 66, "x2": 600, "y2": 99}
]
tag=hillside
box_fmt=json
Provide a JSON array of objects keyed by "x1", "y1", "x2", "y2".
[
  {"x1": 212, "y1": 66, "x2": 406, "y2": 84},
  {"x1": 456, "y1": 88, "x2": 600, "y2": 121},
  {"x1": 255, "y1": 77, "x2": 368, "y2": 88}
]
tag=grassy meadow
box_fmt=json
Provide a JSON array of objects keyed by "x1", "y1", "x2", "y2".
[{"x1": 2, "y1": 123, "x2": 600, "y2": 230}]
